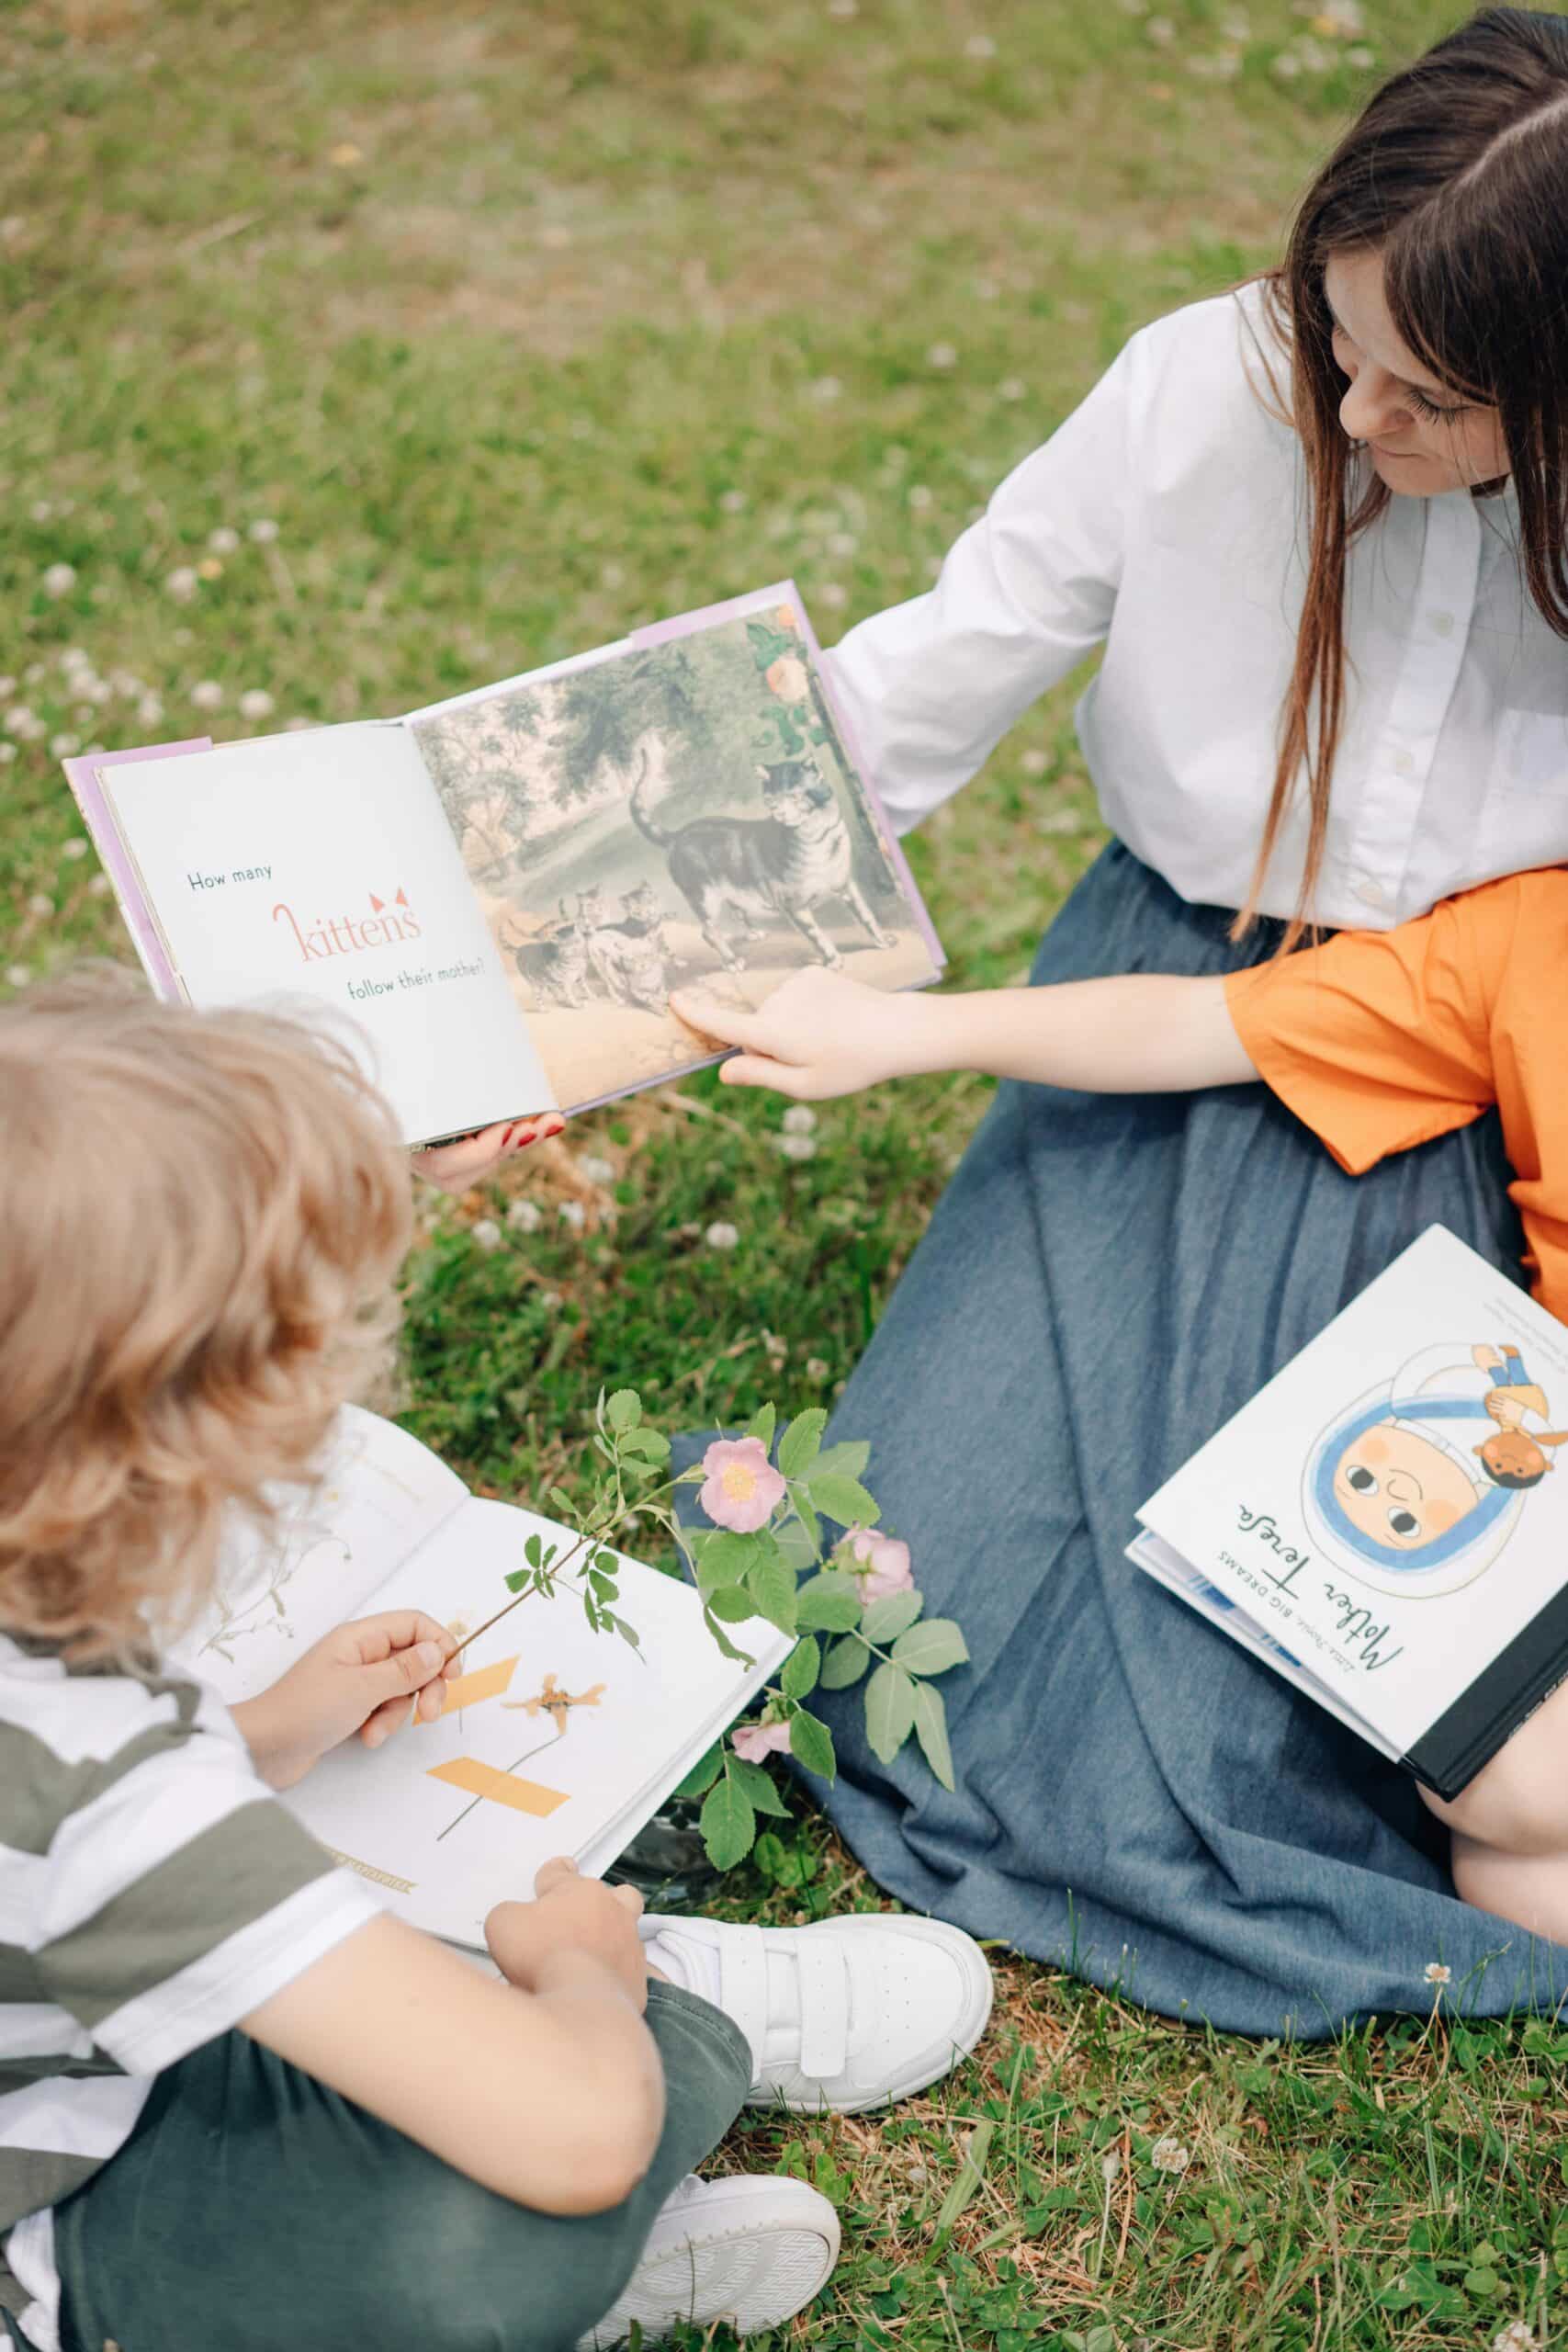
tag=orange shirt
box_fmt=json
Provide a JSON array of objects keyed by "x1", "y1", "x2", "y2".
[{"x1": 1224, "y1": 870, "x2": 1568, "y2": 1326}]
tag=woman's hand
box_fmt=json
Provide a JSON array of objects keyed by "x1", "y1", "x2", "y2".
[
  {"x1": 412, "y1": 1114, "x2": 566, "y2": 1192},
  {"x1": 671, "y1": 970, "x2": 935, "y2": 1100},
  {"x1": 486, "y1": 1857, "x2": 649, "y2": 2010},
  {"x1": 233, "y1": 1611, "x2": 460, "y2": 1791}
]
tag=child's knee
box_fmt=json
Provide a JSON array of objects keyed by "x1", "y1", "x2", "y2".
[{"x1": 1427, "y1": 1685, "x2": 1568, "y2": 1860}]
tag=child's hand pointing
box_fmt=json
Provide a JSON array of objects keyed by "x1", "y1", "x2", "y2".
[{"x1": 671, "y1": 969, "x2": 935, "y2": 1101}]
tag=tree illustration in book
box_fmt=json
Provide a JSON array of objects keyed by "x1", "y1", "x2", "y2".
[
  {"x1": 1303, "y1": 1340, "x2": 1568, "y2": 1600},
  {"x1": 411, "y1": 603, "x2": 934, "y2": 1103}
]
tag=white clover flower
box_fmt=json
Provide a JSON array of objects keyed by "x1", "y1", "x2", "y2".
[
  {"x1": 248, "y1": 517, "x2": 279, "y2": 543},
  {"x1": 30, "y1": 500, "x2": 51, "y2": 522},
  {"x1": 137, "y1": 693, "x2": 164, "y2": 726},
  {"x1": 6, "y1": 967, "x2": 29, "y2": 990},
  {"x1": 166, "y1": 566, "x2": 198, "y2": 602},
  {"x1": 558, "y1": 1199, "x2": 587, "y2": 1230},
  {"x1": 1272, "y1": 48, "x2": 1302, "y2": 76},
  {"x1": 27, "y1": 894, "x2": 52, "y2": 917},
  {"x1": 1423, "y1": 1961, "x2": 1452, "y2": 1986},
  {"x1": 783, "y1": 1104, "x2": 818, "y2": 1135},
  {"x1": 62, "y1": 837, "x2": 88, "y2": 860},
  {"x1": 1021, "y1": 748, "x2": 1049, "y2": 776},
  {"x1": 1346, "y1": 43, "x2": 1375, "y2": 66},
  {"x1": 818, "y1": 582, "x2": 848, "y2": 608},
  {"x1": 719, "y1": 489, "x2": 747, "y2": 514},
  {"x1": 705, "y1": 1220, "x2": 739, "y2": 1250},
  {"x1": 85, "y1": 676, "x2": 112, "y2": 704},
  {"x1": 238, "y1": 688, "x2": 275, "y2": 721},
  {"x1": 1492, "y1": 2324, "x2": 1536, "y2": 2352},
  {"x1": 926, "y1": 341, "x2": 958, "y2": 369},
  {"x1": 1151, "y1": 2136, "x2": 1191, "y2": 2174},
  {"x1": 828, "y1": 529, "x2": 858, "y2": 557},
  {"x1": 5, "y1": 707, "x2": 42, "y2": 741},
  {"x1": 108, "y1": 669, "x2": 141, "y2": 696},
  {"x1": 580, "y1": 1155, "x2": 615, "y2": 1186},
  {"x1": 507, "y1": 1197, "x2": 543, "y2": 1233},
  {"x1": 49, "y1": 732, "x2": 80, "y2": 758},
  {"x1": 964, "y1": 33, "x2": 997, "y2": 58},
  {"x1": 811, "y1": 376, "x2": 842, "y2": 402},
  {"x1": 41, "y1": 562, "x2": 76, "y2": 599},
  {"x1": 88, "y1": 872, "x2": 111, "y2": 897},
  {"x1": 59, "y1": 646, "x2": 88, "y2": 672},
  {"x1": 777, "y1": 1132, "x2": 818, "y2": 1161},
  {"x1": 828, "y1": 0, "x2": 857, "y2": 17},
  {"x1": 208, "y1": 526, "x2": 241, "y2": 553},
  {"x1": 470, "y1": 1217, "x2": 502, "y2": 1252},
  {"x1": 907, "y1": 484, "x2": 933, "y2": 511},
  {"x1": 189, "y1": 681, "x2": 224, "y2": 711},
  {"x1": 805, "y1": 1356, "x2": 829, "y2": 1384},
  {"x1": 284, "y1": 715, "x2": 316, "y2": 731}
]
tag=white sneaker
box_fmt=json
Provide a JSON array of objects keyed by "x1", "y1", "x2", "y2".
[
  {"x1": 575, "y1": 2172, "x2": 840, "y2": 2348},
  {"x1": 646, "y1": 1911, "x2": 994, "y2": 2114}
]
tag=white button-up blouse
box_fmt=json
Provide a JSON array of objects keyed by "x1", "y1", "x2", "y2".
[{"x1": 824, "y1": 279, "x2": 1568, "y2": 932}]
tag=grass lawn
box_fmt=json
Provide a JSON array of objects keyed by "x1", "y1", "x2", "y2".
[{"x1": 5, "y1": 1, "x2": 1565, "y2": 2342}]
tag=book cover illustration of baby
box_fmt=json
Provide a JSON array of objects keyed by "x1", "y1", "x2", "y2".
[{"x1": 1301, "y1": 1342, "x2": 1568, "y2": 1600}]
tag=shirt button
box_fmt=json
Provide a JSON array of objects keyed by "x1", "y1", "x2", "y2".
[
  {"x1": 1355, "y1": 878, "x2": 1391, "y2": 911},
  {"x1": 1430, "y1": 610, "x2": 1455, "y2": 637},
  {"x1": 1393, "y1": 749, "x2": 1416, "y2": 776}
]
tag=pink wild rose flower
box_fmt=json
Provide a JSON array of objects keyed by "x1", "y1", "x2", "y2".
[
  {"x1": 843, "y1": 1524, "x2": 914, "y2": 1600},
  {"x1": 732, "y1": 1719, "x2": 793, "y2": 1764},
  {"x1": 699, "y1": 1436, "x2": 787, "y2": 1533}
]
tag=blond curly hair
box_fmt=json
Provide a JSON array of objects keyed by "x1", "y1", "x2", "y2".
[{"x1": 0, "y1": 976, "x2": 413, "y2": 1656}]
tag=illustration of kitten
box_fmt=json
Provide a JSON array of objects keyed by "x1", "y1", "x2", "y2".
[
  {"x1": 588, "y1": 883, "x2": 673, "y2": 1012},
  {"x1": 628, "y1": 751, "x2": 897, "y2": 971},
  {"x1": 512, "y1": 889, "x2": 609, "y2": 1010}
]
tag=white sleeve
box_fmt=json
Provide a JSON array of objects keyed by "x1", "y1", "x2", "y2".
[{"x1": 822, "y1": 333, "x2": 1136, "y2": 836}]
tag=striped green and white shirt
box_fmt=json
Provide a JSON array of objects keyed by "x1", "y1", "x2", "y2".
[{"x1": 0, "y1": 1633, "x2": 378, "y2": 2352}]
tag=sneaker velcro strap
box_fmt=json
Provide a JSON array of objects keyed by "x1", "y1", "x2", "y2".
[{"x1": 794, "y1": 1932, "x2": 850, "y2": 2081}]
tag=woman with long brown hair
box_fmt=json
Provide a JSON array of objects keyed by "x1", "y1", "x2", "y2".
[{"x1": 732, "y1": 9, "x2": 1568, "y2": 2032}]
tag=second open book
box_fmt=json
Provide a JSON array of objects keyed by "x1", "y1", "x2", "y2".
[
  {"x1": 178, "y1": 1407, "x2": 790, "y2": 1949},
  {"x1": 64, "y1": 584, "x2": 942, "y2": 1144}
]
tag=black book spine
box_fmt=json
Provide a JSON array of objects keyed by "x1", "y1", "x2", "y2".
[{"x1": 1404, "y1": 1581, "x2": 1568, "y2": 1800}]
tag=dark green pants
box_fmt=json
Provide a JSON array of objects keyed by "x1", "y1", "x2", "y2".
[{"x1": 15, "y1": 1984, "x2": 750, "y2": 2352}]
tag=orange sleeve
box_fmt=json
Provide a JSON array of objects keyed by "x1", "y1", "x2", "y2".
[
  {"x1": 1223, "y1": 883, "x2": 1517, "y2": 1176},
  {"x1": 1477, "y1": 875, "x2": 1568, "y2": 1326}
]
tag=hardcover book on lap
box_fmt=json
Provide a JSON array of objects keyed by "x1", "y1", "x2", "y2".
[
  {"x1": 1130, "y1": 1226, "x2": 1568, "y2": 1799},
  {"x1": 177, "y1": 1406, "x2": 791, "y2": 1949},
  {"x1": 62, "y1": 584, "x2": 942, "y2": 1144}
]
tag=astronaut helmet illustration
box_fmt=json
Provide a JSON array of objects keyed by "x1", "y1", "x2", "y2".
[{"x1": 1300, "y1": 1342, "x2": 1538, "y2": 1600}]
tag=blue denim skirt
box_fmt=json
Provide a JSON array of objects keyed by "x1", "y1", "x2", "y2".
[{"x1": 808, "y1": 842, "x2": 1567, "y2": 2036}]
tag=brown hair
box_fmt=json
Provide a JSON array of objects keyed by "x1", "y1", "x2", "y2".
[
  {"x1": 1238, "y1": 6, "x2": 1568, "y2": 946},
  {"x1": 0, "y1": 976, "x2": 412, "y2": 1657}
]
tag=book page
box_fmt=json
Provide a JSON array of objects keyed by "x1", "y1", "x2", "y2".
[
  {"x1": 276, "y1": 1494, "x2": 790, "y2": 1943},
  {"x1": 1135, "y1": 1227, "x2": 1568, "y2": 1757},
  {"x1": 407, "y1": 587, "x2": 940, "y2": 1112},
  {"x1": 180, "y1": 1407, "x2": 469, "y2": 1703},
  {"x1": 96, "y1": 724, "x2": 558, "y2": 1142}
]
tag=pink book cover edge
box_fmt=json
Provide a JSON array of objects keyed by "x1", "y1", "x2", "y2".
[{"x1": 62, "y1": 738, "x2": 214, "y2": 1000}]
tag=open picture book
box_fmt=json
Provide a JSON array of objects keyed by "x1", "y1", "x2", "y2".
[
  {"x1": 176, "y1": 1407, "x2": 791, "y2": 1948},
  {"x1": 1130, "y1": 1225, "x2": 1568, "y2": 1800},
  {"x1": 62, "y1": 584, "x2": 942, "y2": 1145}
]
